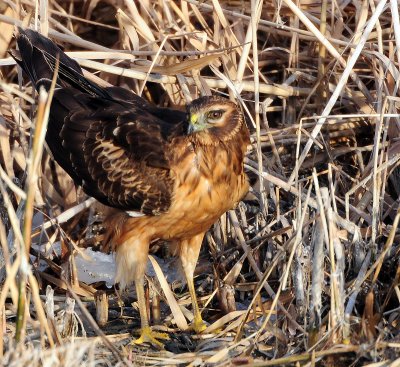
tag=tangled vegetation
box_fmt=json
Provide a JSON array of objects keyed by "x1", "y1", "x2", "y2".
[{"x1": 1, "y1": 0, "x2": 400, "y2": 365}]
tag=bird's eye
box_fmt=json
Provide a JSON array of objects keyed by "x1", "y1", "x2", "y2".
[{"x1": 207, "y1": 110, "x2": 224, "y2": 120}]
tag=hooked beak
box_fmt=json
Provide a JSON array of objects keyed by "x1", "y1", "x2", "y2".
[{"x1": 187, "y1": 113, "x2": 207, "y2": 134}]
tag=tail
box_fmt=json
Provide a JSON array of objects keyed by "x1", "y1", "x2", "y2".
[{"x1": 10, "y1": 28, "x2": 108, "y2": 98}]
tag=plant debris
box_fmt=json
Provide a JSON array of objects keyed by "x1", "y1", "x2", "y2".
[{"x1": 1, "y1": 0, "x2": 400, "y2": 366}]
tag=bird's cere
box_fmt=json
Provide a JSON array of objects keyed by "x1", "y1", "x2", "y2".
[
  {"x1": 188, "y1": 112, "x2": 207, "y2": 133},
  {"x1": 190, "y1": 113, "x2": 198, "y2": 124}
]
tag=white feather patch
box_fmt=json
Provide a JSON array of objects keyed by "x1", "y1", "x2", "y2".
[{"x1": 126, "y1": 210, "x2": 145, "y2": 217}]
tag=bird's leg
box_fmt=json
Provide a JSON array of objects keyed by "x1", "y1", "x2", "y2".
[
  {"x1": 180, "y1": 233, "x2": 207, "y2": 333},
  {"x1": 116, "y1": 237, "x2": 168, "y2": 348},
  {"x1": 133, "y1": 276, "x2": 169, "y2": 348}
]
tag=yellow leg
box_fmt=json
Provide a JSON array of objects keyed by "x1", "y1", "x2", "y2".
[
  {"x1": 132, "y1": 277, "x2": 169, "y2": 348},
  {"x1": 115, "y1": 236, "x2": 169, "y2": 347},
  {"x1": 187, "y1": 268, "x2": 207, "y2": 333},
  {"x1": 180, "y1": 233, "x2": 207, "y2": 333}
]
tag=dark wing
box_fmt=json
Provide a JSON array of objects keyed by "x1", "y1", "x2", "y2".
[
  {"x1": 12, "y1": 28, "x2": 187, "y2": 215},
  {"x1": 53, "y1": 90, "x2": 186, "y2": 215}
]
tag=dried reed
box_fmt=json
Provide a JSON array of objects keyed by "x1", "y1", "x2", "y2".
[{"x1": 1, "y1": 0, "x2": 400, "y2": 366}]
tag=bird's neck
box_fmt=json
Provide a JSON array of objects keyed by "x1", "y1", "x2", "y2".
[{"x1": 190, "y1": 136, "x2": 247, "y2": 178}]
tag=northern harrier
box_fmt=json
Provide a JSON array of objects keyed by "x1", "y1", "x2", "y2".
[{"x1": 12, "y1": 28, "x2": 250, "y2": 346}]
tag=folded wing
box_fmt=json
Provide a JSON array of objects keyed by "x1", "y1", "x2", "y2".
[
  {"x1": 57, "y1": 90, "x2": 186, "y2": 214},
  {"x1": 12, "y1": 28, "x2": 187, "y2": 215}
]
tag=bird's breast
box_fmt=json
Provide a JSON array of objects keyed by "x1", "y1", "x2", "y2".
[
  {"x1": 155, "y1": 145, "x2": 248, "y2": 239},
  {"x1": 104, "y1": 142, "x2": 248, "y2": 247}
]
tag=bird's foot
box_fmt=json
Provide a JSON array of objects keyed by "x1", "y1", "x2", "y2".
[
  {"x1": 190, "y1": 315, "x2": 207, "y2": 333},
  {"x1": 132, "y1": 326, "x2": 169, "y2": 348}
]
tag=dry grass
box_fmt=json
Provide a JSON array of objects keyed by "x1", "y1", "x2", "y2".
[{"x1": 1, "y1": 0, "x2": 400, "y2": 365}]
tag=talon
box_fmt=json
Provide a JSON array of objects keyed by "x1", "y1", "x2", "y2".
[
  {"x1": 191, "y1": 316, "x2": 207, "y2": 333},
  {"x1": 132, "y1": 326, "x2": 169, "y2": 348}
]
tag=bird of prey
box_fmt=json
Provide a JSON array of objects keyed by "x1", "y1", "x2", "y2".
[{"x1": 12, "y1": 28, "x2": 250, "y2": 346}]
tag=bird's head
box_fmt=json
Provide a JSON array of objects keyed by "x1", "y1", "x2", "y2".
[{"x1": 186, "y1": 96, "x2": 245, "y2": 145}]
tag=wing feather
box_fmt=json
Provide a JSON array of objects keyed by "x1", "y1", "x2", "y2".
[
  {"x1": 13, "y1": 28, "x2": 188, "y2": 214},
  {"x1": 53, "y1": 93, "x2": 187, "y2": 215}
]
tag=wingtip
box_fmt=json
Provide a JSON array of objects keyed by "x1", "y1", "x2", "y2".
[
  {"x1": 8, "y1": 49, "x2": 21, "y2": 62},
  {"x1": 13, "y1": 25, "x2": 26, "y2": 39}
]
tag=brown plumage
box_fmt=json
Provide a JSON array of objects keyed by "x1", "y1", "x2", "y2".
[{"x1": 12, "y1": 28, "x2": 250, "y2": 346}]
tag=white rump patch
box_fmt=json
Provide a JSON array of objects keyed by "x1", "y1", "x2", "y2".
[{"x1": 126, "y1": 210, "x2": 145, "y2": 217}]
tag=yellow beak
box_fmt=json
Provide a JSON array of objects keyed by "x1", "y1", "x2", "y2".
[{"x1": 190, "y1": 113, "x2": 198, "y2": 124}]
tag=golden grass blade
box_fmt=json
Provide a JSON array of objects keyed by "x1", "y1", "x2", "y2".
[
  {"x1": 139, "y1": 54, "x2": 223, "y2": 75},
  {"x1": 15, "y1": 55, "x2": 59, "y2": 344},
  {"x1": 116, "y1": 8, "x2": 140, "y2": 51},
  {"x1": 77, "y1": 58, "x2": 310, "y2": 96},
  {"x1": 0, "y1": 117, "x2": 14, "y2": 179},
  {"x1": 125, "y1": 0, "x2": 156, "y2": 43},
  {"x1": 203, "y1": 310, "x2": 245, "y2": 334},
  {"x1": 0, "y1": 7, "x2": 15, "y2": 58},
  {"x1": 289, "y1": 0, "x2": 387, "y2": 183},
  {"x1": 39, "y1": 0, "x2": 49, "y2": 37},
  {"x1": 148, "y1": 255, "x2": 189, "y2": 330}
]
